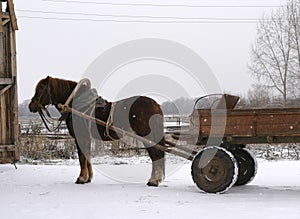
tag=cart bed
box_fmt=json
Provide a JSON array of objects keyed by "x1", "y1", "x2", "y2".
[{"x1": 192, "y1": 107, "x2": 300, "y2": 145}]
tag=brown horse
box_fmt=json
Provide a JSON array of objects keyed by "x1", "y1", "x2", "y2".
[{"x1": 29, "y1": 76, "x2": 165, "y2": 186}]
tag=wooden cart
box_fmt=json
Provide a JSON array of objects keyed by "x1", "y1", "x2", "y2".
[
  {"x1": 59, "y1": 80, "x2": 300, "y2": 193},
  {"x1": 173, "y1": 94, "x2": 300, "y2": 193}
]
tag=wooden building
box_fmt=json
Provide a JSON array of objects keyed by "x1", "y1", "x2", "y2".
[{"x1": 0, "y1": 0, "x2": 18, "y2": 164}]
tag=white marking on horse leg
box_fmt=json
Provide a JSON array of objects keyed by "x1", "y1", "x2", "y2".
[{"x1": 148, "y1": 159, "x2": 164, "y2": 186}]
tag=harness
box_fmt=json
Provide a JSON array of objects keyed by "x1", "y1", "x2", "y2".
[
  {"x1": 33, "y1": 78, "x2": 111, "y2": 137},
  {"x1": 104, "y1": 102, "x2": 118, "y2": 140}
]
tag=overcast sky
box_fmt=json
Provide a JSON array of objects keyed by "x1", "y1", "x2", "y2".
[{"x1": 14, "y1": 0, "x2": 287, "y2": 103}]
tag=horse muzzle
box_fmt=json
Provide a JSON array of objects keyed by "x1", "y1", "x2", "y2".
[{"x1": 28, "y1": 100, "x2": 39, "y2": 113}]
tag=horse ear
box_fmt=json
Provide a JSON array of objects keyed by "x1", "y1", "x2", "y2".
[{"x1": 45, "y1": 76, "x2": 53, "y2": 85}]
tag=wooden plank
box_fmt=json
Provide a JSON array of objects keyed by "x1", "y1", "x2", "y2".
[
  {"x1": 0, "y1": 96, "x2": 2, "y2": 143},
  {"x1": 0, "y1": 21, "x2": 7, "y2": 79},
  {"x1": 6, "y1": 0, "x2": 18, "y2": 30},
  {"x1": 0, "y1": 2, "x2": 3, "y2": 33},
  {"x1": 0, "y1": 144, "x2": 17, "y2": 150},
  {"x1": 0, "y1": 84, "x2": 11, "y2": 95},
  {"x1": 9, "y1": 16, "x2": 17, "y2": 150},
  {"x1": 0, "y1": 13, "x2": 7, "y2": 145},
  {"x1": 7, "y1": 89, "x2": 12, "y2": 143},
  {"x1": 0, "y1": 158, "x2": 14, "y2": 164},
  {"x1": 0, "y1": 32, "x2": 4, "y2": 75},
  {"x1": 0, "y1": 144, "x2": 18, "y2": 164},
  {"x1": 10, "y1": 26, "x2": 16, "y2": 77},
  {"x1": 0, "y1": 77, "x2": 13, "y2": 84},
  {"x1": 2, "y1": 13, "x2": 10, "y2": 19},
  {"x1": 0, "y1": 93, "x2": 7, "y2": 144}
]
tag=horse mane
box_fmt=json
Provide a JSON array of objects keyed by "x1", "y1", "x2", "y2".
[{"x1": 48, "y1": 76, "x2": 78, "y2": 104}]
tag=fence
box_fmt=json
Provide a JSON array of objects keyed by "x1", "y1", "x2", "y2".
[{"x1": 19, "y1": 116, "x2": 300, "y2": 161}]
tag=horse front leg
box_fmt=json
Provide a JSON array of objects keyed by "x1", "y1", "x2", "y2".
[{"x1": 75, "y1": 139, "x2": 92, "y2": 184}]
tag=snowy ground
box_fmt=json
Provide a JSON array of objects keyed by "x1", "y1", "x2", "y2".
[{"x1": 1, "y1": 158, "x2": 300, "y2": 219}]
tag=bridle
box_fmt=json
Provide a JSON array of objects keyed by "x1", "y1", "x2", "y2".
[
  {"x1": 33, "y1": 83, "x2": 51, "y2": 112},
  {"x1": 33, "y1": 82, "x2": 62, "y2": 132}
]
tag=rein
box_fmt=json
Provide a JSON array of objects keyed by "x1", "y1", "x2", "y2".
[{"x1": 38, "y1": 109, "x2": 63, "y2": 132}]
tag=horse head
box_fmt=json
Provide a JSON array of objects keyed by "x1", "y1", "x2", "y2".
[{"x1": 29, "y1": 76, "x2": 52, "y2": 113}]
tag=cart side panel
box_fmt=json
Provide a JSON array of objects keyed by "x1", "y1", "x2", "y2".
[{"x1": 192, "y1": 108, "x2": 300, "y2": 145}]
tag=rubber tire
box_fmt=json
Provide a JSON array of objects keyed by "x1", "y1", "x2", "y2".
[
  {"x1": 191, "y1": 146, "x2": 238, "y2": 194},
  {"x1": 230, "y1": 148, "x2": 257, "y2": 186}
]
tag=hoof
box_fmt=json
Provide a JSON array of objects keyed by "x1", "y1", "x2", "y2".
[
  {"x1": 75, "y1": 177, "x2": 87, "y2": 184},
  {"x1": 147, "y1": 181, "x2": 159, "y2": 187}
]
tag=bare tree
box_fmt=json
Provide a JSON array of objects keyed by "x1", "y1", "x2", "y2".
[
  {"x1": 247, "y1": 84, "x2": 272, "y2": 107},
  {"x1": 249, "y1": 0, "x2": 300, "y2": 105},
  {"x1": 290, "y1": 0, "x2": 300, "y2": 74}
]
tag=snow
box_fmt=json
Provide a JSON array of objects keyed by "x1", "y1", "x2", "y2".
[{"x1": 1, "y1": 158, "x2": 300, "y2": 219}]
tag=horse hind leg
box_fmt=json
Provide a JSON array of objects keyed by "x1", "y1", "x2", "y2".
[
  {"x1": 87, "y1": 155, "x2": 93, "y2": 183},
  {"x1": 146, "y1": 143, "x2": 165, "y2": 187},
  {"x1": 140, "y1": 114, "x2": 165, "y2": 186}
]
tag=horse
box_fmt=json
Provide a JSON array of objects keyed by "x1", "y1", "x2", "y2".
[{"x1": 29, "y1": 76, "x2": 165, "y2": 186}]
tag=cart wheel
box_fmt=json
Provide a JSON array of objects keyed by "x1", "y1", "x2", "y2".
[
  {"x1": 191, "y1": 146, "x2": 238, "y2": 193},
  {"x1": 230, "y1": 148, "x2": 257, "y2": 186}
]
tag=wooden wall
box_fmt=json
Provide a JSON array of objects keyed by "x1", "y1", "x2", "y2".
[{"x1": 0, "y1": 0, "x2": 19, "y2": 164}]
